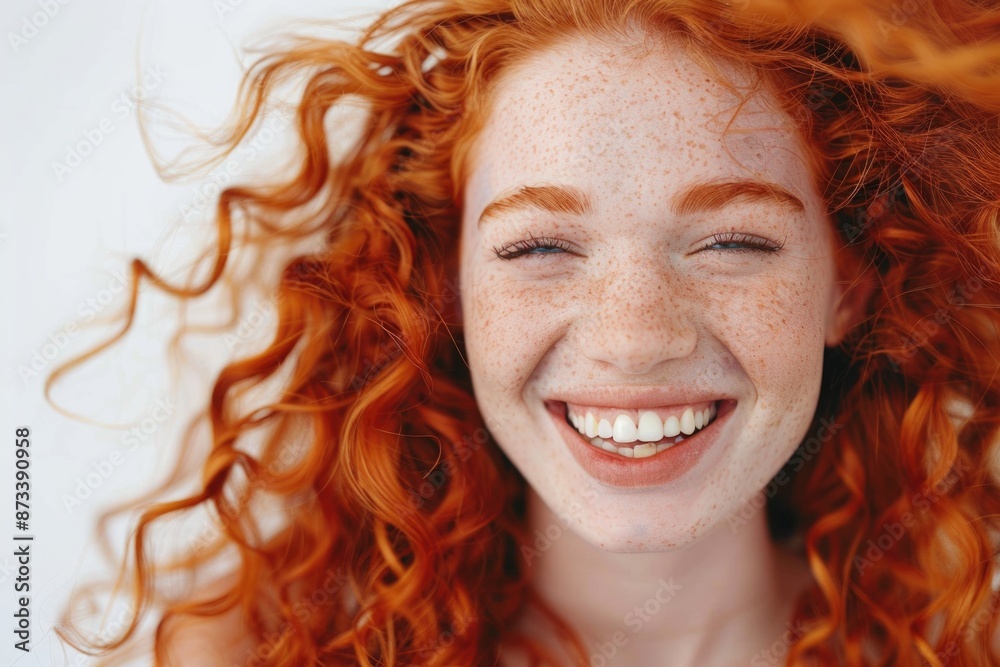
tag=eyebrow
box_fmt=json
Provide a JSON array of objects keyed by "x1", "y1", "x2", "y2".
[
  {"x1": 476, "y1": 178, "x2": 805, "y2": 227},
  {"x1": 477, "y1": 184, "x2": 594, "y2": 228}
]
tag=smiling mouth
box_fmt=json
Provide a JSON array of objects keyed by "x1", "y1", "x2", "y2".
[{"x1": 560, "y1": 400, "x2": 727, "y2": 459}]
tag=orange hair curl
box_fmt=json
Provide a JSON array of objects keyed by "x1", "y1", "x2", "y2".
[{"x1": 52, "y1": 0, "x2": 1000, "y2": 665}]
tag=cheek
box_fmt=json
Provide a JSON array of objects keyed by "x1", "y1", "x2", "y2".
[
  {"x1": 463, "y1": 266, "x2": 568, "y2": 391},
  {"x1": 721, "y1": 267, "x2": 831, "y2": 424}
]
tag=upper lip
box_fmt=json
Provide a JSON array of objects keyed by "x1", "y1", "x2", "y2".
[{"x1": 545, "y1": 385, "x2": 735, "y2": 410}]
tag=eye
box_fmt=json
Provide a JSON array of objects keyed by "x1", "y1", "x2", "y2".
[
  {"x1": 696, "y1": 231, "x2": 786, "y2": 254},
  {"x1": 492, "y1": 234, "x2": 574, "y2": 260}
]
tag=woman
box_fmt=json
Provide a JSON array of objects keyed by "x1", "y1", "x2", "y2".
[{"x1": 53, "y1": 0, "x2": 1000, "y2": 664}]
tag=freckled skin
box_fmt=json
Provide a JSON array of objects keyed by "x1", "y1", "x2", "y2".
[
  {"x1": 458, "y1": 31, "x2": 849, "y2": 665},
  {"x1": 461, "y1": 32, "x2": 843, "y2": 549}
]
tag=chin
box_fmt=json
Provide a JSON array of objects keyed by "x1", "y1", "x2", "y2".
[{"x1": 565, "y1": 510, "x2": 723, "y2": 553}]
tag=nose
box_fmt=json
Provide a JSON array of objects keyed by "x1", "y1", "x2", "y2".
[{"x1": 575, "y1": 259, "x2": 698, "y2": 375}]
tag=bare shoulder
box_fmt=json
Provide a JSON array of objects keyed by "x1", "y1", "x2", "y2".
[{"x1": 160, "y1": 573, "x2": 260, "y2": 667}]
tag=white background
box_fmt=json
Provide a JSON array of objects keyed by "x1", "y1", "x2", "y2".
[{"x1": 1, "y1": 1, "x2": 392, "y2": 664}]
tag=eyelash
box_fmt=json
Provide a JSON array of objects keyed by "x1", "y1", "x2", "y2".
[
  {"x1": 492, "y1": 234, "x2": 574, "y2": 260},
  {"x1": 699, "y1": 231, "x2": 786, "y2": 254},
  {"x1": 491, "y1": 231, "x2": 785, "y2": 260}
]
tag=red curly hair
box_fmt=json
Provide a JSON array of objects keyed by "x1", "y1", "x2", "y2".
[{"x1": 52, "y1": 0, "x2": 1000, "y2": 664}]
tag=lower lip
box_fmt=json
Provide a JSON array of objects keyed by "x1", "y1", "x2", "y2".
[{"x1": 546, "y1": 399, "x2": 736, "y2": 489}]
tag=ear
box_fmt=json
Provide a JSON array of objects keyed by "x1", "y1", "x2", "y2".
[{"x1": 825, "y1": 252, "x2": 877, "y2": 347}]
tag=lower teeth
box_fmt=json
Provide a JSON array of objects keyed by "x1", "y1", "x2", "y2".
[{"x1": 587, "y1": 433, "x2": 688, "y2": 458}]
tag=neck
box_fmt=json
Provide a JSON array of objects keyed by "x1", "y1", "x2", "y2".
[{"x1": 517, "y1": 486, "x2": 811, "y2": 667}]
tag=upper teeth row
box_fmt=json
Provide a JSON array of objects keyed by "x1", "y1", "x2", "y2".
[{"x1": 568, "y1": 404, "x2": 716, "y2": 444}]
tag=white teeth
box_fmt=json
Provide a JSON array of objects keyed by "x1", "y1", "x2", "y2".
[
  {"x1": 679, "y1": 408, "x2": 696, "y2": 435},
  {"x1": 568, "y1": 401, "x2": 719, "y2": 459},
  {"x1": 637, "y1": 411, "x2": 664, "y2": 442},
  {"x1": 633, "y1": 443, "x2": 656, "y2": 458},
  {"x1": 612, "y1": 414, "x2": 638, "y2": 443}
]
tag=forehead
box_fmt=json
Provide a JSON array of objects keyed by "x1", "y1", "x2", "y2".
[{"x1": 462, "y1": 32, "x2": 815, "y2": 223}]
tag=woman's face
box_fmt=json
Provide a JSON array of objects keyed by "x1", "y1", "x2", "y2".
[{"x1": 458, "y1": 32, "x2": 847, "y2": 550}]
